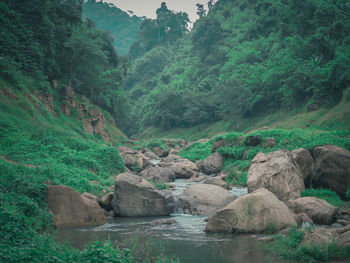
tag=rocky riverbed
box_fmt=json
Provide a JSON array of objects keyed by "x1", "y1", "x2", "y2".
[{"x1": 57, "y1": 180, "x2": 282, "y2": 263}]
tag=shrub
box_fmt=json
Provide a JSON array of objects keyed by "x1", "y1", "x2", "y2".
[{"x1": 179, "y1": 141, "x2": 212, "y2": 161}]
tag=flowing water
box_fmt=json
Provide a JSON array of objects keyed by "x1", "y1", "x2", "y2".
[{"x1": 57, "y1": 179, "x2": 283, "y2": 263}]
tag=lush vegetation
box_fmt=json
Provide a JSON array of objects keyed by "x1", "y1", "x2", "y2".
[
  {"x1": 122, "y1": 0, "x2": 350, "y2": 135},
  {"x1": 265, "y1": 226, "x2": 350, "y2": 262},
  {"x1": 83, "y1": 0, "x2": 141, "y2": 55},
  {"x1": 179, "y1": 128, "x2": 350, "y2": 186},
  {"x1": 0, "y1": 0, "x2": 157, "y2": 261},
  {"x1": 0, "y1": 0, "x2": 129, "y2": 127}
]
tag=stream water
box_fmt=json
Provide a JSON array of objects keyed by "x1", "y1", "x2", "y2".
[{"x1": 57, "y1": 179, "x2": 283, "y2": 263}]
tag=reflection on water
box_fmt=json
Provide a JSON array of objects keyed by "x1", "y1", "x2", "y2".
[{"x1": 57, "y1": 180, "x2": 282, "y2": 263}]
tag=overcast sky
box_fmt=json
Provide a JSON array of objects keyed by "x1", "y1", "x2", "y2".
[{"x1": 104, "y1": 0, "x2": 212, "y2": 23}]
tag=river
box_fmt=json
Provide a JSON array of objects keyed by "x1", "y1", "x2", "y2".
[{"x1": 57, "y1": 179, "x2": 283, "y2": 263}]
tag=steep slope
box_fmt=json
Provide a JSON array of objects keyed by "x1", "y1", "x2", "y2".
[
  {"x1": 123, "y1": 0, "x2": 350, "y2": 136},
  {"x1": 83, "y1": 0, "x2": 142, "y2": 55}
]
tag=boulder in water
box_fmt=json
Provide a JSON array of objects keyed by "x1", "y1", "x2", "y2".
[
  {"x1": 111, "y1": 173, "x2": 174, "y2": 217},
  {"x1": 47, "y1": 185, "x2": 106, "y2": 228},
  {"x1": 205, "y1": 188, "x2": 297, "y2": 233},
  {"x1": 179, "y1": 184, "x2": 236, "y2": 216}
]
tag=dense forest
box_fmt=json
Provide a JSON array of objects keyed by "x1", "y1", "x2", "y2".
[
  {"x1": 0, "y1": 0, "x2": 129, "y2": 123},
  {"x1": 121, "y1": 0, "x2": 350, "y2": 134},
  {"x1": 83, "y1": 0, "x2": 141, "y2": 55}
]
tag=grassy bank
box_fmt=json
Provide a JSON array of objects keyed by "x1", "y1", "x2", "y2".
[
  {"x1": 179, "y1": 128, "x2": 350, "y2": 186},
  {"x1": 0, "y1": 78, "x2": 177, "y2": 262}
]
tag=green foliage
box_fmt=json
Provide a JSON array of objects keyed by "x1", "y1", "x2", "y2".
[
  {"x1": 129, "y1": 2, "x2": 189, "y2": 59},
  {"x1": 0, "y1": 0, "x2": 128, "y2": 126},
  {"x1": 302, "y1": 189, "x2": 344, "y2": 208},
  {"x1": 179, "y1": 141, "x2": 212, "y2": 161},
  {"x1": 225, "y1": 168, "x2": 248, "y2": 187},
  {"x1": 123, "y1": 0, "x2": 350, "y2": 135},
  {"x1": 265, "y1": 226, "x2": 350, "y2": 262},
  {"x1": 266, "y1": 223, "x2": 279, "y2": 235},
  {"x1": 153, "y1": 182, "x2": 170, "y2": 190}
]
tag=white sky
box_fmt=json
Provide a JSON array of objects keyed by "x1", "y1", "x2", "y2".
[{"x1": 104, "y1": 0, "x2": 212, "y2": 23}]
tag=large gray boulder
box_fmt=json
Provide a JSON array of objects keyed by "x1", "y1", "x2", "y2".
[
  {"x1": 99, "y1": 192, "x2": 114, "y2": 211},
  {"x1": 169, "y1": 159, "x2": 199, "y2": 179},
  {"x1": 179, "y1": 184, "x2": 236, "y2": 216},
  {"x1": 139, "y1": 166, "x2": 176, "y2": 183},
  {"x1": 203, "y1": 177, "x2": 232, "y2": 190},
  {"x1": 47, "y1": 185, "x2": 106, "y2": 228},
  {"x1": 202, "y1": 153, "x2": 223, "y2": 175},
  {"x1": 111, "y1": 173, "x2": 174, "y2": 217},
  {"x1": 287, "y1": 197, "x2": 337, "y2": 225},
  {"x1": 205, "y1": 188, "x2": 297, "y2": 233},
  {"x1": 292, "y1": 148, "x2": 314, "y2": 184},
  {"x1": 312, "y1": 145, "x2": 350, "y2": 198},
  {"x1": 302, "y1": 225, "x2": 350, "y2": 248},
  {"x1": 118, "y1": 146, "x2": 151, "y2": 172},
  {"x1": 247, "y1": 150, "x2": 305, "y2": 203}
]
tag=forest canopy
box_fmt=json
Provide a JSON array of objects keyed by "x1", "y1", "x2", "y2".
[{"x1": 122, "y1": 0, "x2": 350, "y2": 135}]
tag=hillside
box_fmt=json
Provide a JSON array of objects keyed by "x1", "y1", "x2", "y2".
[
  {"x1": 123, "y1": 0, "x2": 350, "y2": 136},
  {"x1": 0, "y1": 1, "x2": 132, "y2": 261},
  {"x1": 83, "y1": 0, "x2": 142, "y2": 55}
]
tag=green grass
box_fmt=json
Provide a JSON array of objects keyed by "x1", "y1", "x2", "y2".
[
  {"x1": 179, "y1": 141, "x2": 212, "y2": 161},
  {"x1": 301, "y1": 189, "x2": 344, "y2": 208},
  {"x1": 264, "y1": 226, "x2": 350, "y2": 262},
  {"x1": 154, "y1": 182, "x2": 170, "y2": 190}
]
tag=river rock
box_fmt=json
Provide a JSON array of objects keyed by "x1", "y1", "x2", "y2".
[
  {"x1": 111, "y1": 173, "x2": 174, "y2": 217},
  {"x1": 99, "y1": 192, "x2": 113, "y2": 211},
  {"x1": 211, "y1": 139, "x2": 226, "y2": 153},
  {"x1": 47, "y1": 185, "x2": 106, "y2": 228},
  {"x1": 180, "y1": 184, "x2": 236, "y2": 216},
  {"x1": 118, "y1": 146, "x2": 151, "y2": 172},
  {"x1": 296, "y1": 213, "x2": 314, "y2": 225},
  {"x1": 153, "y1": 146, "x2": 168, "y2": 158},
  {"x1": 162, "y1": 154, "x2": 182, "y2": 163},
  {"x1": 247, "y1": 150, "x2": 305, "y2": 203},
  {"x1": 262, "y1": 138, "x2": 276, "y2": 149},
  {"x1": 82, "y1": 192, "x2": 99, "y2": 203},
  {"x1": 202, "y1": 153, "x2": 223, "y2": 175},
  {"x1": 203, "y1": 177, "x2": 231, "y2": 190},
  {"x1": 302, "y1": 224, "x2": 350, "y2": 248},
  {"x1": 312, "y1": 145, "x2": 350, "y2": 198},
  {"x1": 287, "y1": 197, "x2": 337, "y2": 225},
  {"x1": 143, "y1": 149, "x2": 160, "y2": 160},
  {"x1": 139, "y1": 166, "x2": 176, "y2": 183},
  {"x1": 205, "y1": 188, "x2": 297, "y2": 233},
  {"x1": 187, "y1": 174, "x2": 208, "y2": 182},
  {"x1": 169, "y1": 158, "x2": 199, "y2": 179},
  {"x1": 292, "y1": 148, "x2": 314, "y2": 184},
  {"x1": 301, "y1": 227, "x2": 337, "y2": 247}
]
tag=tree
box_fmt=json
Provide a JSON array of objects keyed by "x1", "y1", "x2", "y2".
[{"x1": 196, "y1": 3, "x2": 206, "y2": 18}]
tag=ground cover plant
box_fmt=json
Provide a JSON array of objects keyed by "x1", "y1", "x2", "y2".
[{"x1": 264, "y1": 226, "x2": 350, "y2": 262}]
